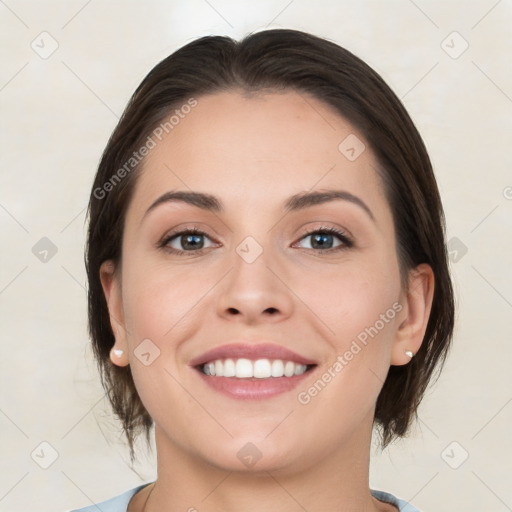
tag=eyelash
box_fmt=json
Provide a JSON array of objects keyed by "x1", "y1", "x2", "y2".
[
  {"x1": 297, "y1": 226, "x2": 354, "y2": 254},
  {"x1": 159, "y1": 226, "x2": 354, "y2": 256},
  {"x1": 159, "y1": 227, "x2": 216, "y2": 256}
]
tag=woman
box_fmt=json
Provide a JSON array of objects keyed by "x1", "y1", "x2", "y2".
[{"x1": 75, "y1": 28, "x2": 454, "y2": 512}]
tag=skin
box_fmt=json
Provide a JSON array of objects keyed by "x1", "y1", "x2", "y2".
[{"x1": 100, "y1": 90, "x2": 434, "y2": 512}]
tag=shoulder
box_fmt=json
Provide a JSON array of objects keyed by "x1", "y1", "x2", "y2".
[
  {"x1": 371, "y1": 488, "x2": 420, "y2": 512},
  {"x1": 68, "y1": 484, "x2": 150, "y2": 512}
]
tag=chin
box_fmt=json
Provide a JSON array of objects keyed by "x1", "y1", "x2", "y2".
[{"x1": 194, "y1": 433, "x2": 307, "y2": 475}]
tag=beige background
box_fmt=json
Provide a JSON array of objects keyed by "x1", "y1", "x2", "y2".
[{"x1": 1, "y1": 1, "x2": 511, "y2": 511}]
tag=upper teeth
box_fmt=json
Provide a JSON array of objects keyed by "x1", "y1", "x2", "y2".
[{"x1": 202, "y1": 358, "x2": 308, "y2": 378}]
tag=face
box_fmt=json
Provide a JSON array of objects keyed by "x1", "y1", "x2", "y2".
[{"x1": 101, "y1": 90, "x2": 430, "y2": 474}]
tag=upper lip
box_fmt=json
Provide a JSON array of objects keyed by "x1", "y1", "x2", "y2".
[{"x1": 189, "y1": 343, "x2": 317, "y2": 367}]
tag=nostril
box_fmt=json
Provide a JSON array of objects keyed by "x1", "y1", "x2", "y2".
[
  {"x1": 227, "y1": 307, "x2": 240, "y2": 315},
  {"x1": 264, "y1": 307, "x2": 279, "y2": 314}
]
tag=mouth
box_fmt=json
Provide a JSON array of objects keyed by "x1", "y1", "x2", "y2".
[
  {"x1": 189, "y1": 343, "x2": 318, "y2": 399},
  {"x1": 198, "y1": 358, "x2": 314, "y2": 378}
]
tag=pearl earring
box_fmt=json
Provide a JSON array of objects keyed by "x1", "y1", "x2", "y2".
[
  {"x1": 113, "y1": 349, "x2": 124, "y2": 358},
  {"x1": 404, "y1": 350, "x2": 414, "y2": 358}
]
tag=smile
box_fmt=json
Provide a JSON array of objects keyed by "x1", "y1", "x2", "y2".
[
  {"x1": 200, "y1": 358, "x2": 312, "y2": 378},
  {"x1": 190, "y1": 342, "x2": 318, "y2": 399}
]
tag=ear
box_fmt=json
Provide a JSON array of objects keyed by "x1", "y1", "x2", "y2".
[
  {"x1": 391, "y1": 263, "x2": 435, "y2": 366},
  {"x1": 100, "y1": 260, "x2": 129, "y2": 367}
]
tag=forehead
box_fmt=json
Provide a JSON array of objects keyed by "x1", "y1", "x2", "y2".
[{"x1": 128, "y1": 90, "x2": 389, "y2": 219}]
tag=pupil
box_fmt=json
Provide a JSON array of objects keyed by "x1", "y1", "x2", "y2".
[
  {"x1": 312, "y1": 233, "x2": 333, "y2": 249},
  {"x1": 182, "y1": 234, "x2": 204, "y2": 250}
]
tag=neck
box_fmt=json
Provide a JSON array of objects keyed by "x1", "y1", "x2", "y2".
[{"x1": 136, "y1": 413, "x2": 389, "y2": 512}]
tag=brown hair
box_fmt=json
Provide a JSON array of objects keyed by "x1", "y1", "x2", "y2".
[{"x1": 85, "y1": 28, "x2": 454, "y2": 457}]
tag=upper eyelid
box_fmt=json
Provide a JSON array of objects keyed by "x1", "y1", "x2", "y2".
[
  {"x1": 293, "y1": 224, "x2": 353, "y2": 242},
  {"x1": 300, "y1": 226, "x2": 350, "y2": 237},
  {"x1": 160, "y1": 225, "x2": 217, "y2": 241},
  {"x1": 161, "y1": 226, "x2": 348, "y2": 239},
  {"x1": 160, "y1": 229, "x2": 218, "y2": 248},
  {"x1": 293, "y1": 227, "x2": 353, "y2": 248}
]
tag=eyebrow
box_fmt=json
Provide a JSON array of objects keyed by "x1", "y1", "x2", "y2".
[
  {"x1": 143, "y1": 189, "x2": 374, "y2": 222},
  {"x1": 284, "y1": 190, "x2": 374, "y2": 221},
  {"x1": 143, "y1": 191, "x2": 222, "y2": 219}
]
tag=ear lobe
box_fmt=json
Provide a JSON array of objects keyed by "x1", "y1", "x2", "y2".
[
  {"x1": 391, "y1": 263, "x2": 435, "y2": 366},
  {"x1": 100, "y1": 260, "x2": 129, "y2": 367}
]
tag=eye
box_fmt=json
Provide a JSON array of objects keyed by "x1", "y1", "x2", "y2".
[
  {"x1": 160, "y1": 228, "x2": 217, "y2": 254},
  {"x1": 294, "y1": 227, "x2": 353, "y2": 252}
]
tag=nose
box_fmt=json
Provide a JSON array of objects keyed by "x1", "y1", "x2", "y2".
[{"x1": 215, "y1": 244, "x2": 294, "y2": 325}]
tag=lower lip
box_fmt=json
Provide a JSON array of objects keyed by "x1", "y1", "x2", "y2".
[{"x1": 194, "y1": 368, "x2": 315, "y2": 400}]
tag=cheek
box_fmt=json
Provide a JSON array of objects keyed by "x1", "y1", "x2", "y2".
[
  {"x1": 297, "y1": 256, "x2": 402, "y2": 347},
  {"x1": 295, "y1": 255, "x2": 403, "y2": 418},
  {"x1": 120, "y1": 255, "x2": 214, "y2": 342},
  {"x1": 119, "y1": 259, "x2": 206, "y2": 432},
  {"x1": 294, "y1": 267, "x2": 403, "y2": 436}
]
